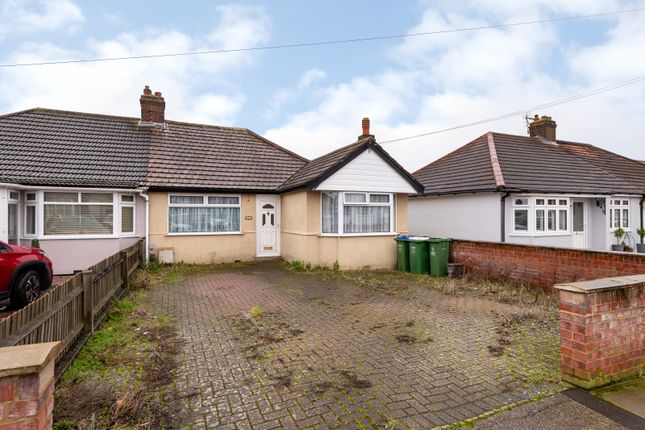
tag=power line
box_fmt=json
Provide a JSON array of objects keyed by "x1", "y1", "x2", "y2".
[
  {"x1": 1, "y1": 7, "x2": 644, "y2": 68},
  {"x1": 379, "y1": 74, "x2": 645, "y2": 144}
]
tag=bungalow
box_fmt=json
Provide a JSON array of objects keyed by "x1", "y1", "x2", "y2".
[
  {"x1": 1, "y1": 87, "x2": 421, "y2": 274},
  {"x1": 409, "y1": 115, "x2": 645, "y2": 252}
]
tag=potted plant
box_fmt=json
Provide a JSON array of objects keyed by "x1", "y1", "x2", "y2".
[
  {"x1": 30, "y1": 238, "x2": 40, "y2": 249},
  {"x1": 611, "y1": 228, "x2": 625, "y2": 251},
  {"x1": 637, "y1": 228, "x2": 645, "y2": 253}
]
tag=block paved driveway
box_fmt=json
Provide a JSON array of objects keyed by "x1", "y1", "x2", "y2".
[{"x1": 145, "y1": 262, "x2": 563, "y2": 429}]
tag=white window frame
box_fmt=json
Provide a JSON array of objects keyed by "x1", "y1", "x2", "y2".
[
  {"x1": 320, "y1": 191, "x2": 396, "y2": 237},
  {"x1": 41, "y1": 191, "x2": 116, "y2": 239},
  {"x1": 7, "y1": 190, "x2": 20, "y2": 244},
  {"x1": 511, "y1": 196, "x2": 570, "y2": 236},
  {"x1": 24, "y1": 193, "x2": 37, "y2": 238},
  {"x1": 119, "y1": 194, "x2": 137, "y2": 236},
  {"x1": 167, "y1": 193, "x2": 242, "y2": 236},
  {"x1": 609, "y1": 198, "x2": 630, "y2": 231}
]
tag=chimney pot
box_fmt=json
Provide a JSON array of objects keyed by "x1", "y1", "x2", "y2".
[
  {"x1": 140, "y1": 86, "x2": 165, "y2": 124},
  {"x1": 361, "y1": 117, "x2": 370, "y2": 137},
  {"x1": 528, "y1": 114, "x2": 557, "y2": 141}
]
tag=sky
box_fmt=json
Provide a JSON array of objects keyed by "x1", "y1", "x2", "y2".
[{"x1": 0, "y1": 0, "x2": 644, "y2": 171}]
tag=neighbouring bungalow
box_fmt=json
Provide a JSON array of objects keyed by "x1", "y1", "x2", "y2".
[
  {"x1": 0, "y1": 87, "x2": 421, "y2": 274},
  {"x1": 409, "y1": 115, "x2": 645, "y2": 252}
]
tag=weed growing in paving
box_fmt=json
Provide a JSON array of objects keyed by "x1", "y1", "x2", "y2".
[{"x1": 249, "y1": 305, "x2": 265, "y2": 318}]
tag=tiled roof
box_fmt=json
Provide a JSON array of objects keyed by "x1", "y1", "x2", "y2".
[
  {"x1": 414, "y1": 132, "x2": 644, "y2": 195},
  {"x1": 0, "y1": 109, "x2": 149, "y2": 188},
  {"x1": 413, "y1": 134, "x2": 498, "y2": 194},
  {"x1": 279, "y1": 137, "x2": 423, "y2": 193},
  {"x1": 0, "y1": 108, "x2": 306, "y2": 191},
  {"x1": 146, "y1": 122, "x2": 306, "y2": 191}
]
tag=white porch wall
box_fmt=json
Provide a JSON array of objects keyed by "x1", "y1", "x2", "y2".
[{"x1": 408, "y1": 193, "x2": 500, "y2": 240}]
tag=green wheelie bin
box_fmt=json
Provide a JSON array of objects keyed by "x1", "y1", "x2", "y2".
[
  {"x1": 408, "y1": 237, "x2": 430, "y2": 274},
  {"x1": 394, "y1": 236, "x2": 410, "y2": 272},
  {"x1": 428, "y1": 238, "x2": 451, "y2": 276}
]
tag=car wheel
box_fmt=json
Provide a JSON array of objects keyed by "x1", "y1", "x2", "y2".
[{"x1": 10, "y1": 270, "x2": 42, "y2": 308}]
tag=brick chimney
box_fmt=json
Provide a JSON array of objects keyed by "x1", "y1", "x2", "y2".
[
  {"x1": 528, "y1": 114, "x2": 557, "y2": 141},
  {"x1": 359, "y1": 117, "x2": 374, "y2": 139},
  {"x1": 140, "y1": 85, "x2": 165, "y2": 124}
]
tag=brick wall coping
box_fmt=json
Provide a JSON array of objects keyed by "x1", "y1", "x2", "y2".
[
  {"x1": 0, "y1": 342, "x2": 60, "y2": 378},
  {"x1": 454, "y1": 239, "x2": 645, "y2": 258},
  {"x1": 554, "y1": 274, "x2": 645, "y2": 294}
]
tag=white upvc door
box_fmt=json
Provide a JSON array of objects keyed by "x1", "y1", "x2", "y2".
[
  {"x1": 256, "y1": 195, "x2": 280, "y2": 257},
  {"x1": 572, "y1": 200, "x2": 587, "y2": 249}
]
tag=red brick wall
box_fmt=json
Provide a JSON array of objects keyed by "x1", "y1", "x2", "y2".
[
  {"x1": 0, "y1": 361, "x2": 55, "y2": 429},
  {"x1": 451, "y1": 240, "x2": 645, "y2": 290},
  {"x1": 558, "y1": 284, "x2": 645, "y2": 388}
]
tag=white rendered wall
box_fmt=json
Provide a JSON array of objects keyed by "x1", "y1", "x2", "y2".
[{"x1": 408, "y1": 193, "x2": 501, "y2": 240}]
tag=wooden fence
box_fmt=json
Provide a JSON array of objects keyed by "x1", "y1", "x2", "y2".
[{"x1": 0, "y1": 240, "x2": 144, "y2": 367}]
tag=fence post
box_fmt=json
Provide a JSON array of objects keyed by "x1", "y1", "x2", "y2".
[
  {"x1": 120, "y1": 250, "x2": 129, "y2": 290},
  {"x1": 82, "y1": 270, "x2": 94, "y2": 333}
]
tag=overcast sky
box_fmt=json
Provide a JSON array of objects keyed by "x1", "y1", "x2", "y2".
[{"x1": 1, "y1": 0, "x2": 644, "y2": 170}]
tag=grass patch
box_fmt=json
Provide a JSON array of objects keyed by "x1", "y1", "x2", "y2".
[{"x1": 54, "y1": 270, "x2": 186, "y2": 429}]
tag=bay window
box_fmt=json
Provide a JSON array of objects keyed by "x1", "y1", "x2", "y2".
[
  {"x1": 609, "y1": 199, "x2": 630, "y2": 230},
  {"x1": 321, "y1": 192, "x2": 394, "y2": 235},
  {"x1": 168, "y1": 194, "x2": 240, "y2": 234}
]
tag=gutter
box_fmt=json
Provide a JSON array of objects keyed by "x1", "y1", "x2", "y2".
[
  {"x1": 138, "y1": 188, "x2": 150, "y2": 262},
  {"x1": 500, "y1": 191, "x2": 511, "y2": 242},
  {"x1": 0, "y1": 183, "x2": 141, "y2": 193}
]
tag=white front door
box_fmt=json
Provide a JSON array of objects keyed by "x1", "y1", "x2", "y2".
[
  {"x1": 572, "y1": 200, "x2": 586, "y2": 249},
  {"x1": 256, "y1": 196, "x2": 280, "y2": 257}
]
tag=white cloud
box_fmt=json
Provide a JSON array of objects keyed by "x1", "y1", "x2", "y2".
[
  {"x1": 0, "y1": 0, "x2": 85, "y2": 39},
  {"x1": 265, "y1": 68, "x2": 327, "y2": 119},
  {"x1": 0, "y1": 4, "x2": 270, "y2": 126},
  {"x1": 265, "y1": 0, "x2": 645, "y2": 169}
]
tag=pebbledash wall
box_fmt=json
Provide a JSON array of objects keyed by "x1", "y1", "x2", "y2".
[
  {"x1": 281, "y1": 190, "x2": 409, "y2": 269},
  {"x1": 555, "y1": 276, "x2": 645, "y2": 388},
  {"x1": 450, "y1": 239, "x2": 645, "y2": 289}
]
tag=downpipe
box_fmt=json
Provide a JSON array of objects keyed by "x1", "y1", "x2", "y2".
[
  {"x1": 500, "y1": 191, "x2": 511, "y2": 243},
  {"x1": 138, "y1": 188, "x2": 150, "y2": 263}
]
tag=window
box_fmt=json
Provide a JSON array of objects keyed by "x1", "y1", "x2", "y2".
[
  {"x1": 513, "y1": 198, "x2": 529, "y2": 232},
  {"x1": 25, "y1": 205, "x2": 36, "y2": 236},
  {"x1": 44, "y1": 192, "x2": 113, "y2": 236},
  {"x1": 321, "y1": 192, "x2": 393, "y2": 235},
  {"x1": 168, "y1": 194, "x2": 240, "y2": 234},
  {"x1": 514, "y1": 196, "x2": 569, "y2": 234},
  {"x1": 609, "y1": 199, "x2": 630, "y2": 230},
  {"x1": 120, "y1": 194, "x2": 136, "y2": 235}
]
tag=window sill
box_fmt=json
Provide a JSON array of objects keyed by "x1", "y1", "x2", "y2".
[
  {"x1": 40, "y1": 234, "x2": 118, "y2": 240},
  {"x1": 166, "y1": 232, "x2": 243, "y2": 237},
  {"x1": 319, "y1": 233, "x2": 398, "y2": 238},
  {"x1": 510, "y1": 232, "x2": 571, "y2": 237}
]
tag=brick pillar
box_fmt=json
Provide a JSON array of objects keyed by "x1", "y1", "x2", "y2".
[
  {"x1": 556, "y1": 276, "x2": 645, "y2": 389},
  {"x1": 0, "y1": 342, "x2": 61, "y2": 429}
]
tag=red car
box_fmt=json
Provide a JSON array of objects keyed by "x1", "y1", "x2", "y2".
[{"x1": 0, "y1": 240, "x2": 53, "y2": 308}]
